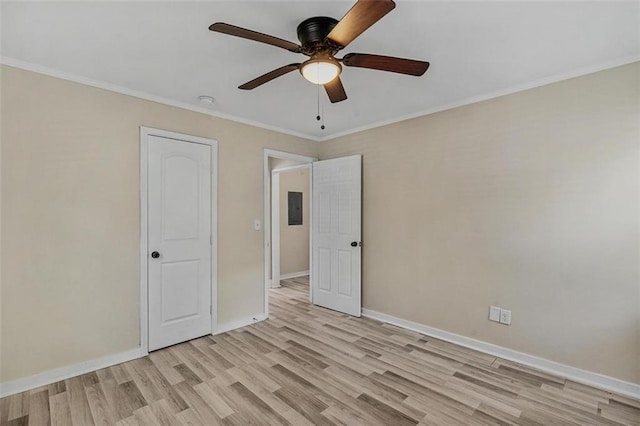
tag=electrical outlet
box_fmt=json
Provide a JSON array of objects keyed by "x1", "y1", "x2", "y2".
[
  {"x1": 500, "y1": 309, "x2": 512, "y2": 325},
  {"x1": 489, "y1": 306, "x2": 501, "y2": 322}
]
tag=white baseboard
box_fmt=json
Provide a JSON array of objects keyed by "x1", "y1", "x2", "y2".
[
  {"x1": 362, "y1": 308, "x2": 640, "y2": 400},
  {"x1": 0, "y1": 314, "x2": 270, "y2": 398},
  {"x1": 0, "y1": 347, "x2": 145, "y2": 398},
  {"x1": 280, "y1": 270, "x2": 310, "y2": 280},
  {"x1": 214, "y1": 313, "x2": 268, "y2": 335},
  {"x1": 5, "y1": 311, "x2": 635, "y2": 400}
]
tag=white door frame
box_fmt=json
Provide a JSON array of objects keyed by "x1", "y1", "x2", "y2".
[
  {"x1": 263, "y1": 149, "x2": 316, "y2": 317},
  {"x1": 140, "y1": 126, "x2": 218, "y2": 354},
  {"x1": 271, "y1": 163, "x2": 312, "y2": 289}
]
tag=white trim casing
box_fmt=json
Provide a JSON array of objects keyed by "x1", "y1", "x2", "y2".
[
  {"x1": 271, "y1": 171, "x2": 280, "y2": 288},
  {"x1": 0, "y1": 348, "x2": 145, "y2": 398},
  {"x1": 139, "y1": 130, "x2": 149, "y2": 355},
  {"x1": 362, "y1": 308, "x2": 640, "y2": 400},
  {"x1": 272, "y1": 163, "x2": 311, "y2": 173},
  {"x1": 140, "y1": 127, "x2": 219, "y2": 352}
]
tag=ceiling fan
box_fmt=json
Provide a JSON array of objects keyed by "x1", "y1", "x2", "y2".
[{"x1": 209, "y1": 0, "x2": 429, "y2": 103}]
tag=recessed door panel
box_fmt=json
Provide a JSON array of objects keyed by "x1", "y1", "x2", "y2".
[
  {"x1": 161, "y1": 260, "x2": 200, "y2": 323},
  {"x1": 162, "y1": 155, "x2": 200, "y2": 241},
  {"x1": 338, "y1": 190, "x2": 352, "y2": 235},
  {"x1": 337, "y1": 250, "x2": 352, "y2": 297},
  {"x1": 318, "y1": 191, "x2": 332, "y2": 234},
  {"x1": 318, "y1": 248, "x2": 332, "y2": 292}
]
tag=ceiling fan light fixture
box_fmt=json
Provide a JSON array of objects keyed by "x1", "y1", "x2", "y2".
[{"x1": 300, "y1": 57, "x2": 342, "y2": 85}]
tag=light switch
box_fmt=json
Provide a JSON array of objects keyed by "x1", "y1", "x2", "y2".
[
  {"x1": 489, "y1": 306, "x2": 501, "y2": 322},
  {"x1": 254, "y1": 219, "x2": 261, "y2": 231}
]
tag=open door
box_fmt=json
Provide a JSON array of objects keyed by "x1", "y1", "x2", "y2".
[{"x1": 311, "y1": 155, "x2": 362, "y2": 317}]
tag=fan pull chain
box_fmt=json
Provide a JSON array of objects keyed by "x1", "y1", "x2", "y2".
[
  {"x1": 316, "y1": 83, "x2": 321, "y2": 122},
  {"x1": 315, "y1": 83, "x2": 326, "y2": 130}
]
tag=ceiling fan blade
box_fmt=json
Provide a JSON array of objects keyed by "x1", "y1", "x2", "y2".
[
  {"x1": 238, "y1": 64, "x2": 301, "y2": 90},
  {"x1": 325, "y1": 0, "x2": 396, "y2": 49},
  {"x1": 324, "y1": 77, "x2": 348, "y2": 103},
  {"x1": 209, "y1": 22, "x2": 301, "y2": 53},
  {"x1": 342, "y1": 53, "x2": 429, "y2": 76}
]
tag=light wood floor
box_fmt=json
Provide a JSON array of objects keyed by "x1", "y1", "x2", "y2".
[{"x1": 2, "y1": 276, "x2": 639, "y2": 425}]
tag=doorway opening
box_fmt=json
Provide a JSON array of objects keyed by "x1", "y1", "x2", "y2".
[
  {"x1": 263, "y1": 150, "x2": 315, "y2": 317},
  {"x1": 271, "y1": 164, "x2": 311, "y2": 287}
]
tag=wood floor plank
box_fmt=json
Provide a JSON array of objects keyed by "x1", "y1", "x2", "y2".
[
  {"x1": 173, "y1": 382, "x2": 223, "y2": 425},
  {"x1": 122, "y1": 360, "x2": 163, "y2": 405},
  {"x1": 131, "y1": 405, "x2": 162, "y2": 425},
  {"x1": 226, "y1": 381, "x2": 291, "y2": 425},
  {"x1": 84, "y1": 384, "x2": 115, "y2": 426},
  {"x1": 26, "y1": 390, "x2": 49, "y2": 426},
  {"x1": 65, "y1": 377, "x2": 95, "y2": 426},
  {"x1": 0, "y1": 395, "x2": 10, "y2": 424},
  {"x1": 5, "y1": 416, "x2": 29, "y2": 426},
  {"x1": 192, "y1": 382, "x2": 234, "y2": 419},
  {"x1": 48, "y1": 392, "x2": 71, "y2": 426},
  {"x1": 5, "y1": 392, "x2": 29, "y2": 422},
  {"x1": 356, "y1": 393, "x2": 418, "y2": 426},
  {"x1": 174, "y1": 407, "x2": 205, "y2": 426},
  {"x1": 108, "y1": 365, "x2": 131, "y2": 386},
  {"x1": 121, "y1": 381, "x2": 148, "y2": 413},
  {"x1": 170, "y1": 346, "x2": 215, "y2": 383},
  {"x1": 147, "y1": 351, "x2": 185, "y2": 386},
  {"x1": 142, "y1": 364, "x2": 189, "y2": 414},
  {"x1": 147, "y1": 399, "x2": 179, "y2": 426},
  {"x1": 200, "y1": 379, "x2": 265, "y2": 425},
  {"x1": 273, "y1": 387, "x2": 333, "y2": 426}
]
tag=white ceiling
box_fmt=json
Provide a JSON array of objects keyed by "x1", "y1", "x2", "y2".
[{"x1": 2, "y1": 1, "x2": 639, "y2": 141}]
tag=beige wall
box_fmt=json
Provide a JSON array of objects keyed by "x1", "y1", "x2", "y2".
[
  {"x1": 318, "y1": 63, "x2": 640, "y2": 384},
  {"x1": 0, "y1": 65, "x2": 318, "y2": 382},
  {"x1": 2, "y1": 62, "x2": 638, "y2": 387},
  {"x1": 278, "y1": 168, "x2": 310, "y2": 275}
]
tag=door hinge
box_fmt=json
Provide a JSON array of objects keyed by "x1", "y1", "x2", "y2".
[
  {"x1": 210, "y1": 304, "x2": 213, "y2": 315},
  {"x1": 210, "y1": 235, "x2": 213, "y2": 245}
]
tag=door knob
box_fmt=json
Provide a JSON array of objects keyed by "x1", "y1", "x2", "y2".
[
  {"x1": 350, "y1": 241, "x2": 358, "y2": 247},
  {"x1": 151, "y1": 251, "x2": 160, "y2": 259}
]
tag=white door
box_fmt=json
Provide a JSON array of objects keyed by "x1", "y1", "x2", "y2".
[
  {"x1": 148, "y1": 135, "x2": 212, "y2": 351},
  {"x1": 311, "y1": 155, "x2": 362, "y2": 317}
]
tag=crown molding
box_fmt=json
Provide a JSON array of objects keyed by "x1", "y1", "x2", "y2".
[
  {"x1": 3, "y1": 55, "x2": 638, "y2": 143},
  {"x1": 315, "y1": 55, "x2": 640, "y2": 142},
  {"x1": 0, "y1": 56, "x2": 321, "y2": 142}
]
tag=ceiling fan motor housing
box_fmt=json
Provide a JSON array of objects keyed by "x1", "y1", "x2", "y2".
[
  {"x1": 209, "y1": 0, "x2": 428, "y2": 103},
  {"x1": 297, "y1": 16, "x2": 339, "y2": 53}
]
